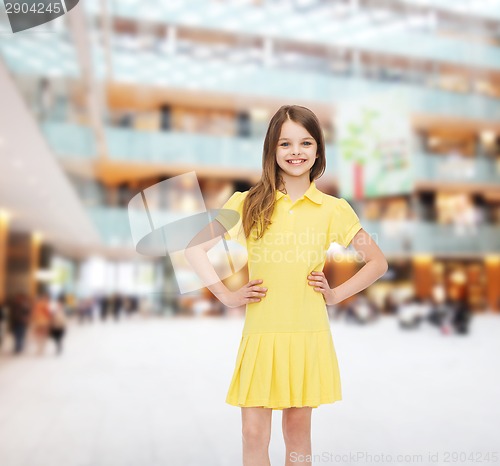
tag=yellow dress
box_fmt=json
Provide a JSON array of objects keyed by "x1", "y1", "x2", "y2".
[{"x1": 215, "y1": 180, "x2": 362, "y2": 410}]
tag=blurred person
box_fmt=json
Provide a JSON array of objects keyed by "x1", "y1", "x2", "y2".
[
  {"x1": 451, "y1": 298, "x2": 471, "y2": 335},
  {"x1": 31, "y1": 291, "x2": 52, "y2": 355},
  {"x1": 138, "y1": 296, "x2": 154, "y2": 317},
  {"x1": 432, "y1": 282, "x2": 446, "y2": 306},
  {"x1": 99, "y1": 294, "x2": 109, "y2": 321},
  {"x1": 325, "y1": 301, "x2": 344, "y2": 320},
  {"x1": 37, "y1": 77, "x2": 54, "y2": 120},
  {"x1": 185, "y1": 105, "x2": 387, "y2": 466},
  {"x1": 7, "y1": 292, "x2": 32, "y2": 355},
  {"x1": 361, "y1": 296, "x2": 379, "y2": 323},
  {"x1": 419, "y1": 298, "x2": 433, "y2": 322},
  {"x1": 427, "y1": 304, "x2": 443, "y2": 327},
  {"x1": 77, "y1": 297, "x2": 93, "y2": 324},
  {"x1": 123, "y1": 295, "x2": 140, "y2": 317},
  {"x1": 49, "y1": 295, "x2": 67, "y2": 355},
  {"x1": 192, "y1": 297, "x2": 212, "y2": 317},
  {"x1": 428, "y1": 295, "x2": 449, "y2": 328},
  {"x1": 111, "y1": 293, "x2": 123, "y2": 321},
  {"x1": 428, "y1": 282, "x2": 449, "y2": 328},
  {"x1": 75, "y1": 298, "x2": 84, "y2": 324},
  {"x1": 123, "y1": 296, "x2": 132, "y2": 316},
  {"x1": 130, "y1": 295, "x2": 139, "y2": 314},
  {"x1": 397, "y1": 296, "x2": 421, "y2": 329},
  {"x1": 65, "y1": 292, "x2": 77, "y2": 318},
  {"x1": 351, "y1": 295, "x2": 378, "y2": 324},
  {"x1": 383, "y1": 290, "x2": 398, "y2": 314},
  {"x1": 344, "y1": 301, "x2": 357, "y2": 323},
  {"x1": 92, "y1": 295, "x2": 101, "y2": 320},
  {"x1": 439, "y1": 297, "x2": 456, "y2": 336}
]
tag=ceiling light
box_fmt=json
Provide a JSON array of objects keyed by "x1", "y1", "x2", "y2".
[
  {"x1": 35, "y1": 269, "x2": 56, "y2": 281},
  {"x1": 480, "y1": 130, "x2": 496, "y2": 145},
  {"x1": 428, "y1": 136, "x2": 441, "y2": 146},
  {"x1": 33, "y1": 231, "x2": 43, "y2": 243},
  {"x1": 0, "y1": 209, "x2": 11, "y2": 222}
]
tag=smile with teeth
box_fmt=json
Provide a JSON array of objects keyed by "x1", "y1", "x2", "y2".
[{"x1": 287, "y1": 159, "x2": 306, "y2": 164}]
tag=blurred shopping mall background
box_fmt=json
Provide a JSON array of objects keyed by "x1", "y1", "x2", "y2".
[
  {"x1": 0, "y1": 0, "x2": 499, "y2": 321},
  {"x1": 0, "y1": 1, "x2": 500, "y2": 465}
]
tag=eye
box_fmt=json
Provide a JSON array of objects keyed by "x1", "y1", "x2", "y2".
[{"x1": 280, "y1": 141, "x2": 313, "y2": 147}]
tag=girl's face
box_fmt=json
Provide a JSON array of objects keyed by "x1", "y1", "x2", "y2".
[{"x1": 275, "y1": 119, "x2": 318, "y2": 179}]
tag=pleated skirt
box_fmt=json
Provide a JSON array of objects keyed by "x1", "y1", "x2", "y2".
[{"x1": 225, "y1": 329, "x2": 342, "y2": 410}]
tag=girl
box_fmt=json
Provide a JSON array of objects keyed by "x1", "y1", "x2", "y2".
[{"x1": 185, "y1": 105, "x2": 388, "y2": 466}]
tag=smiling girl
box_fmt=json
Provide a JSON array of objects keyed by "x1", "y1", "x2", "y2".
[{"x1": 185, "y1": 104, "x2": 388, "y2": 466}]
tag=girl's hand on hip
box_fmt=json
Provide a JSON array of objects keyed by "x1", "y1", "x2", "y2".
[
  {"x1": 219, "y1": 279, "x2": 267, "y2": 308},
  {"x1": 307, "y1": 271, "x2": 338, "y2": 306}
]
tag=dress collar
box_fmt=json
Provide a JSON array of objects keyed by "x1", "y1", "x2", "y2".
[{"x1": 275, "y1": 180, "x2": 323, "y2": 205}]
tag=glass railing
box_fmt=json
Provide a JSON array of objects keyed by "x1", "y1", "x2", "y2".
[
  {"x1": 412, "y1": 222, "x2": 500, "y2": 254},
  {"x1": 81, "y1": 0, "x2": 500, "y2": 72},
  {"x1": 4, "y1": 43, "x2": 499, "y2": 120},
  {"x1": 413, "y1": 152, "x2": 500, "y2": 184},
  {"x1": 2, "y1": 6, "x2": 500, "y2": 103},
  {"x1": 42, "y1": 122, "x2": 96, "y2": 158},
  {"x1": 3, "y1": 46, "x2": 499, "y2": 122},
  {"x1": 43, "y1": 122, "x2": 500, "y2": 184},
  {"x1": 394, "y1": 0, "x2": 500, "y2": 22},
  {"x1": 105, "y1": 127, "x2": 265, "y2": 169},
  {"x1": 0, "y1": 29, "x2": 79, "y2": 76},
  {"x1": 87, "y1": 207, "x2": 135, "y2": 248},
  {"x1": 356, "y1": 220, "x2": 500, "y2": 255},
  {"x1": 88, "y1": 207, "x2": 500, "y2": 254},
  {"x1": 106, "y1": 52, "x2": 500, "y2": 120}
]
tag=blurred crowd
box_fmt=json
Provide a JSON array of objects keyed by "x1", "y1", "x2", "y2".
[
  {"x1": 332, "y1": 294, "x2": 472, "y2": 335},
  {"x1": 0, "y1": 292, "x2": 147, "y2": 357},
  {"x1": 0, "y1": 291, "x2": 66, "y2": 356},
  {"x1": 0, "y1": 288, "x2": 474, "y2": 358},
  {"x1": 74, "y1": 293, "x2": 142, "y2": 324}
]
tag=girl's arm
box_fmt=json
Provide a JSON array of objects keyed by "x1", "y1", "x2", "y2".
[
  {"x1": 309, "y1": 228, "x2": 388, "y2": 305},
  {"x1": 184, "y1": 220, "x2": 267, "y2": 307},
  {"x1": 184, "y1": 219, "x2": 231, "y2": 299}
]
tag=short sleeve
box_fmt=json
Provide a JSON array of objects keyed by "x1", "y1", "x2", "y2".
[
  {"x1": 213, "y1": 191, "x2": 247, "y2": 247},
  {"x1": 329, "y1": 198, "x2": 362, "y2": 248}
]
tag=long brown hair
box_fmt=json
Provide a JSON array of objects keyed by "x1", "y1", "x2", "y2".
[{"x1": 241, "y1": 105, "x2": 326, "y2": 240}]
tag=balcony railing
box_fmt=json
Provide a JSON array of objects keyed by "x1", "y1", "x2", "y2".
[
  {"x1": 43, "y1": 122, "x2": 500, "y2": 184},
  {"x1": 88, "y1": 206, "x2": 500, "y2": 254},
  {"x1": 363, "y1": 220, "x2": 500, "y2": 255},
  {"x1": 105, "y1": 127, "x2": 265, "y2": 169},
  {"x1": 83, "y1": 0, "x2": 500, "y2": 72},
  {"x1": 3, "y1": 39, "x2": 500, "y2": 121},
  {"x1": 42, "y1": 121, "x2": 96, "y2": 158},
  {"x1": 108, "y1": 52, "x2": 500, "y2": 120}
]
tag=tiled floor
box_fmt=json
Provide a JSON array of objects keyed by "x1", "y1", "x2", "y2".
[{"x1": 0, "y1": 313, "x2": 499, "y2": 466}]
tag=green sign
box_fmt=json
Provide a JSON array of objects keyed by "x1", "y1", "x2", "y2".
[{"x1": 337, "y1": 89, "x2": 414, "y2": 200}]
